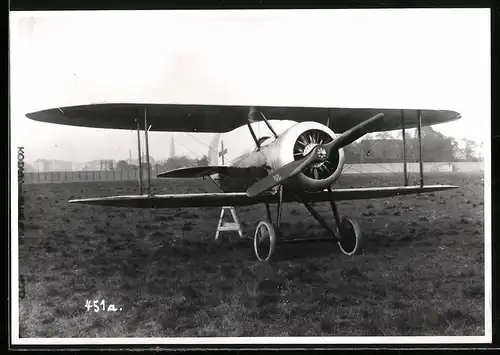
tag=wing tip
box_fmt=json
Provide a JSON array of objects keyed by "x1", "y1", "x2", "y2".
[
  {"x1": 25, "y1": 111, "x2": 42, "y2": 120},
  {"x1": 447, "y1": 110, "x2": 462, "y2": 121},
  {"x1": 69, "y1": 199, "x2": 88, "y2": 204}
]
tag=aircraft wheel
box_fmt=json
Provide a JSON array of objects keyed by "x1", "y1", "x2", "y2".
[
  {"x1": 337, "y1": 217, "x2": 362, "y2": 256},
  {"x1": 254, "y1": 221, "x2": 277, "y2": 262}
]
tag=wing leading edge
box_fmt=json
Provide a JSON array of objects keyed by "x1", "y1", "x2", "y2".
[
  {"x1": 69, "y1": 185, "x2": 457, "y2": 208},
  {"x1": 157, "y1": 166, "x2": 257, "y2": 178},
  {"x1": 26, "y1": 103, "x2": 460, "y2": 134}
]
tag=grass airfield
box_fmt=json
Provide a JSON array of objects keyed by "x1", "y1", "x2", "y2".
[{"x1": 18, "y1": 172, "x2": 485, "y2": 337}]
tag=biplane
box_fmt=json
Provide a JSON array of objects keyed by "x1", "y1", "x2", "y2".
[{"x1": 26, "y1": 104, "x2": 461, "y2": 261}]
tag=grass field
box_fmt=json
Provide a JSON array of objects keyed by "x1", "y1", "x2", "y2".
[{"x1": 18, "y1": 172, "x2": 485, "y2": 338}]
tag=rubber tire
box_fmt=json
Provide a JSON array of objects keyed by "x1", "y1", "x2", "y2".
[
  {"x1": 254, "y1": 220, "x2": 277, "y2": 262},
  {"x1": 337, "y1": 217, "x2": 362, "y2": 256}
]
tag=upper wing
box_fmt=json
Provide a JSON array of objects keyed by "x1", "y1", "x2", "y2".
[
  {"x1": 69, "y1": 185, "x2": 457, "y2": 208},
  {"x1": 26, "y1": 103, "x2": 460, "y2": 134}
]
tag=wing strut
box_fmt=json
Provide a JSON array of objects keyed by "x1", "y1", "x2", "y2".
[
  {"x1": 144, "y1": 108, "x2": 152, "y2": 196},
  {"x1": 247, "y1": 120, "x2": 260, "y2": 149},
  {"x1": 401, "y1": 109, "x2": 408, "y2": 186},
  {"x1": 249, "y1": 107, "x2": 279, "y2": 139},
  {"x1": 135, "y1": 119, "x2": 143, "y2": 195},
  {"x1": 416, "y1": 109, "x2": 424, "y2": 188}
]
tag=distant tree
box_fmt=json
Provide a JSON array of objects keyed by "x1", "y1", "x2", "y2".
[
  {"x1": 420, "y1": 127, "x2": 454, "y2": 162},
  {"x1": 345, "y1": 126, "x2": 459, "y2": 164},
  {"x1": 421, "y1": 126, "x2": 434, "y2": 139},
  {"x1": 116, "y1": 160, "x2": 129, "y2": 171},
  {"x1": 160, "y1": 155, "x2": 197, "y2": 171},
  {"x1": 462, "y1": 138, "x2": 480, "y2": 161},
  {"x1": 195, "y1": 155, "x2": 210, "y2": 166},
  {"x1": 476, "y1": 141, "x2": 484, "y2": 160},
  {"x1": 449, "y1": 137, "x2": 461, "y2": 160}
]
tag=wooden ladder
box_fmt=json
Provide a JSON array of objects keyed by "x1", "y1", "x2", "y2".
[{"x1": 215, "y1": 206, "x2": 244, "y2": 240}]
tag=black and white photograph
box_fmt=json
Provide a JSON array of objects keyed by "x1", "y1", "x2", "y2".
[{"x1": 10, "y1": 9, "x2": 491, "y2": 345}]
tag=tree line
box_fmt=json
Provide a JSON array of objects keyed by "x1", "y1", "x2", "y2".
[
  {"x1": 111, "y1": 127, "x2": 481, "y2": 172},
  {"x1": 343, "y1": 127, "x2": 482, "y2": 164},
  {"x1": 28, "y1": 126, "x2": 480, "y2": 173}
]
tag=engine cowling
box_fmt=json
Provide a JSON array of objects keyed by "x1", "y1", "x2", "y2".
[{"x1": 264, "y1": 121, "x2": 345, "y2": 191}]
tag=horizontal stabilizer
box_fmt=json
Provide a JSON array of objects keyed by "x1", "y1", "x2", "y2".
[
  {"x1": 157, "y1": 166, "x2": 239, "y2": 178},
  {"x1": 68, "y1": 184, "x2": 457, "y2": 209}
]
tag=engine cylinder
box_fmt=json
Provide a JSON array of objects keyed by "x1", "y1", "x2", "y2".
[{"x1": 264, "y1": 121, "x2": 345, "y2": 191}]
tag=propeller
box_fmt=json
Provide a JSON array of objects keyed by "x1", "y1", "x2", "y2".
[{"x1": 246, "y1": 113, "x2": 385, "y2": 197}]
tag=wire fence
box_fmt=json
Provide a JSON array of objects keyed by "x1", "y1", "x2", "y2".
[
  {"x1": 23, "y1": 169, "x2": 156, "y2": 184},
  {"x1": 22, "y1": 161, "x2": 483, "y2": 184}
]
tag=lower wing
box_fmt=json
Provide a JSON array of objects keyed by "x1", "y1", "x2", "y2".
[{"x1": 68, "y1": 185, "x2": 457, "y2": 208}]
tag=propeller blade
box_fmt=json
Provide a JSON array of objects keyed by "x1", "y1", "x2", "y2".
[
  {"x1": 246, "y1": 146, "x2": 321, "y2": 197},
  {"x1": 326, "y1": 112, "x2": 385, "y2": 150},
  {"x1": 246, "y1": 113, "x2": 385, "y2": 197}
]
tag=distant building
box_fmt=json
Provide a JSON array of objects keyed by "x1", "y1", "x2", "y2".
[
  {"x1": 80, "y1": 160, "x2": 102, "y2": 171},
  {"x1": 129, "y1": 155, "x2": 156, "y2": 166},
  {"x1": 72, "y1": 162, "x2": 89, "y2": 171},
  {"x1": 33, "y1": 159, "x2": 73, "y2": 172},
  {"x1": 79, "y1": 159, "x2": 118, "y2": 171},
  {"x1": 170, "y1": 137, "x2": 176, "y2": 158},
  {"x1": 34, "y1": 159, "x2": 51, "y2": 172}
]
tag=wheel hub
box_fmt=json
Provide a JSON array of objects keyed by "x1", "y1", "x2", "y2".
[
  {"x1": 316, "y1": 147, "x2": 327, "y2": 160},
  {"x1": 303, "y1": 143, "x2": 325, "y2": 168}
]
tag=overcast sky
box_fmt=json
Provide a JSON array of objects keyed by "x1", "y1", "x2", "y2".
[{"x1": 10, "y1": 9, "x2": 490, "y2": 163}]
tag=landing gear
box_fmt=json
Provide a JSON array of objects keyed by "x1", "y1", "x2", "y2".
[
  {"x1": 253, "y1": 221, "x2": 277, "y2": 262},
  {"x1": 337, "y1": 217, "x2": 362, "y2": 256},
  {"x1": 252, "y1": 186, "x2": 363, "y2": 262}
]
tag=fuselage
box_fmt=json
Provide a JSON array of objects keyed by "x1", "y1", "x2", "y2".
[
  {"x1": 207, "y1": 119, "x2": 345, "y2": 193},
  {"x1": 207, "y1": 120, "x2": 285, "y2": 192}
]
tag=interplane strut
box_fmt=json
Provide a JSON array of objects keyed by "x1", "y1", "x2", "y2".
[{"x1": 135, "y1": 108, "x2": 153, "y2": 196}]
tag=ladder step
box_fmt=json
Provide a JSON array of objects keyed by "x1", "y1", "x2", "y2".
[
  {"x1": 217, "y1": 224, "x2": 239, "y2": 231},
  {"x1": 215, "y1": 206, "x2": 244, "y2": 240}
]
